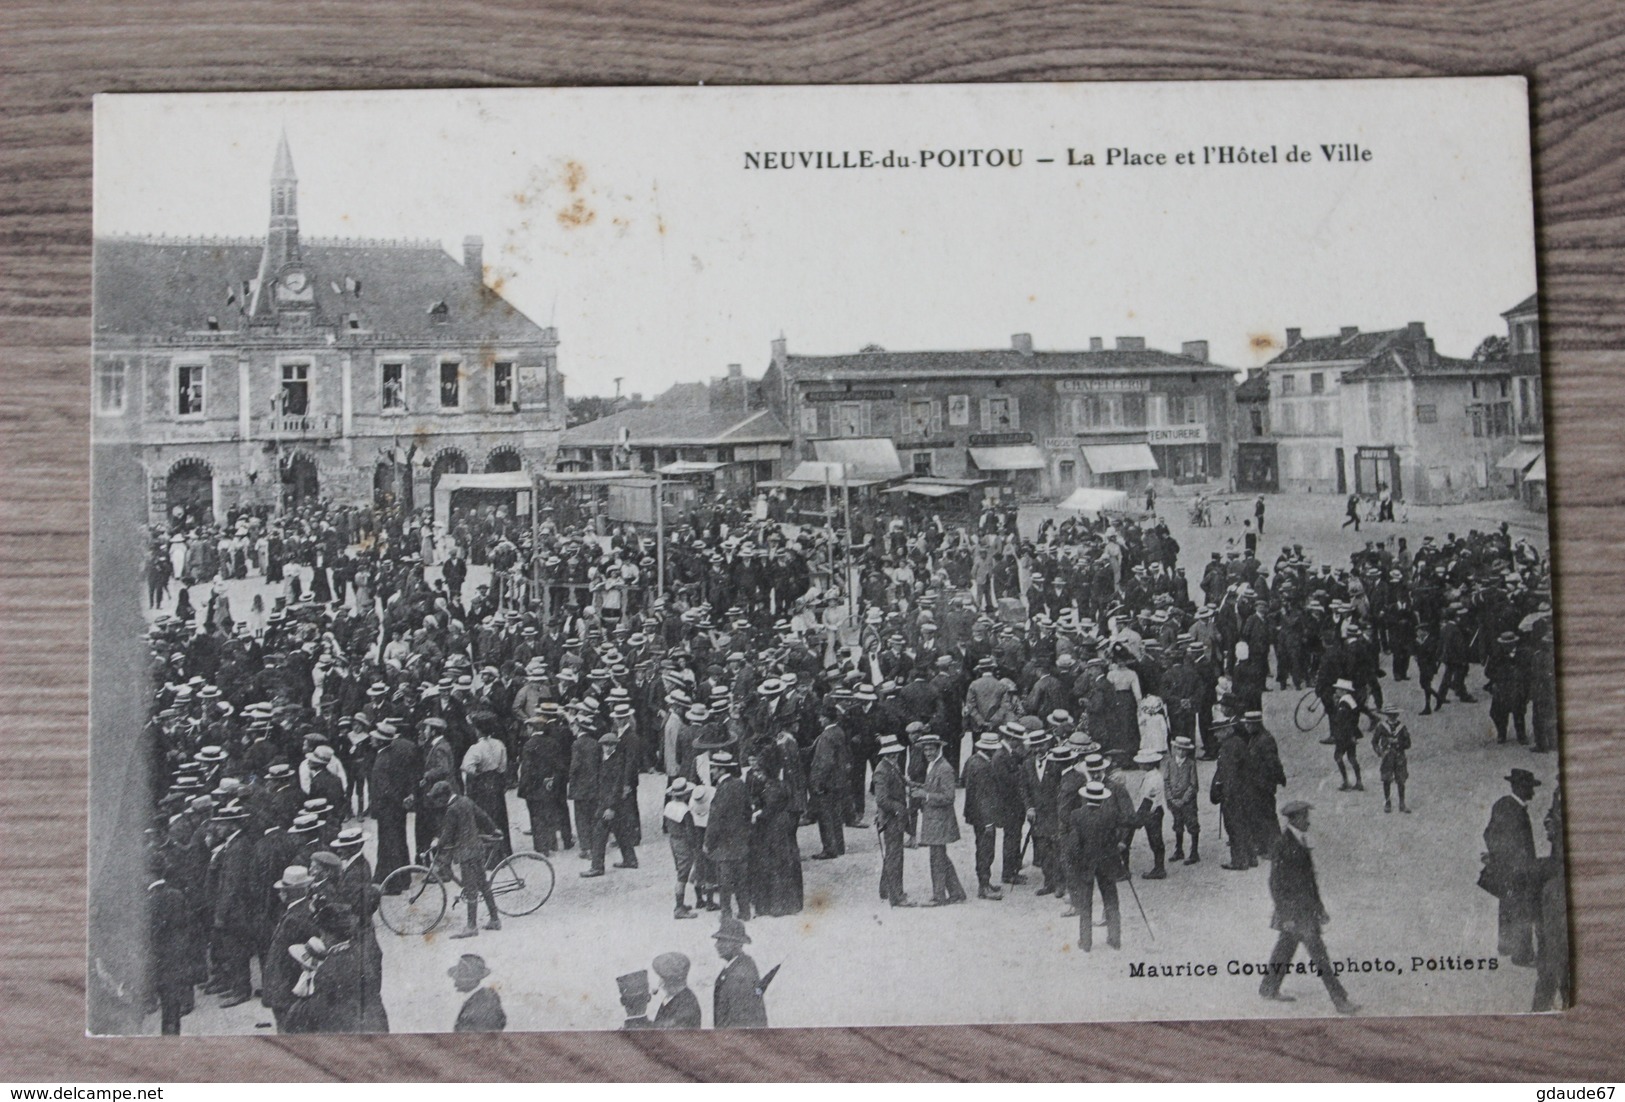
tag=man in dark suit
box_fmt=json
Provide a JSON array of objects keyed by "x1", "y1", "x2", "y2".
[
  {"x1": 261, "y1": 865, "x2": 321, "y2": 1032},
  {"x1": 872, "y1": 735, "x2": 914, "y2": 907},
  {"x1": 703, "y1": 751, "x2": 753, "y2": 920},
  {"x1": 582, "y1": 726, "x2": 640, "y2": 876},
  {"x1": 368, "y1": 722, "x2": 420, "y2": 888},
  {"x1": 961, "y1": 731, "x2": 1006, "y2": 900},
  {"x1": 205, "y1": 803, "x2": 257, "y2": 1006},
  {"x1": 1483, "y1": 769, "x2": 1541, "y2": 966},
  {"x1": 1064, "y1": 782, "x2": 1122, "y2": 951},
  {"x1": 1258, "y1": 801, "x2": 1359, "y2": 1014},
  {"x1": 450, "y1": 953, "x2": 507, "y2": 1032},
  {"x1": 711, "y1": 917, "x2": 768, "y2": 1029},
  {"x1": 651, "y1": 952, "x2": 703, "y2": 1029}
]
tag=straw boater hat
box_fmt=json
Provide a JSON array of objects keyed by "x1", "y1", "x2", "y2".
[
  {"x1": 876, "y1": 735, "x2": 905, "y2": 756},
  {"x1": 1133, "y1": 748, "x2": 1165, "y2": 765},
  {"x1": 1082, "y1": 781, "x2": 1110, "y2": 802},
  {"x1": 974, "y1": 732, "x2": 1003, "y2": 751}
]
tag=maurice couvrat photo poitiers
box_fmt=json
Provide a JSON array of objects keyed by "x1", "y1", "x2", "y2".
[{"x1": 86, "y1": 79, "x2": 1564, "y2": 1036}]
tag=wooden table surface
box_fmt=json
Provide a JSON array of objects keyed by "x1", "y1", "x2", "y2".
[{"x1": 5, "y1": 0, "x2": 1625, "y2": 1081}]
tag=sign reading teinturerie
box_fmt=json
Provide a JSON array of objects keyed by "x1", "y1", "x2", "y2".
[{"x1": 90, "y1": 80, "x2": 1563, "y2": 1037}]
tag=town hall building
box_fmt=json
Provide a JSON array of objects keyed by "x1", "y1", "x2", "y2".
[{"x1": 92, "y1": 133, "x2": 566, "y2": 527}]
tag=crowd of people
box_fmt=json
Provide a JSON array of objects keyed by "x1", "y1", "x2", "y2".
[{"x1": 136, "y1": 481, "x2": 1568, "y2": 1032}]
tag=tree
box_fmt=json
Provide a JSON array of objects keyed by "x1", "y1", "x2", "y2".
[
  {"x1": 567, "y1": 395, "x2": 623, "y2": 426},
  {"x1": 1473, "y1": 334, "x2": 1509, "y2": 363}
]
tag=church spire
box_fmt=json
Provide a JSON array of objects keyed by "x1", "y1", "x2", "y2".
[{"x1": 265, "y1": 128, "x2": 300, "y2": 269}]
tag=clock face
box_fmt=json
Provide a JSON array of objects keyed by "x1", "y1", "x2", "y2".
[{"x1": 283, "y1": 269, "x2": 308, "y2": 293}]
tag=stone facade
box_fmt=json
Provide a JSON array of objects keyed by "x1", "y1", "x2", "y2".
[
  {"x1": 760, "y1": 333, "x2": 1237, "y2": 501},
  {"x1": 91, "y1": 134, "x2": 566, "y2": 527}
]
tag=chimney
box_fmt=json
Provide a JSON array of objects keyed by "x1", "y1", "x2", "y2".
[
  {"x1": 1115, "y1": 336, "x2": 1145, "y2": 351},
  {"x1": 1011, "y1": 332, "x2": 1034, "y2": 355},
  {"x1": 463, "y1": 236, "x2": 484, "y2": 283},
  {"x1": 1181, "y1": 340, "x2": 1209, "y2": 363},
  {"x1": 770, "y1": 335, "x2": 788, "y2": 370},
  {"x1": 728, "y1": 363, "x2": 743, "y2": 379},
  {"x1": 1406, "y1": 321, "x2": 1427, "y2": 339},
  {"x1": 1089, "y1": 337, "x2": 1104, "y2": 352},
  {"x1": 1340, "y1": 325, "x2": 1359, "y2": 340},
  {"x1": 1285, "y1": 327, "x2": 1302, "y2": 347}
]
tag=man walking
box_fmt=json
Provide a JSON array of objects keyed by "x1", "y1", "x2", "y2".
[
  {"x1": 1257, "y1": 801, "x2": 1359, "y2": 1014},
  {"x1": 1064, "y1": 781, "x2": 1122, "y2": 951},
  {"x1": 1482, "y1": 768, "x2": 1541, "y2": 966}
]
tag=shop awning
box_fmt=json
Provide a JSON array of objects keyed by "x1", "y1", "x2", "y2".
[
  {"x1": 781, "y1": 460, "x2": 888, "y2": 488},
  {"x1": 1524, "y1": 455, "x2": 1546, "y2": 482},
  {"x1": 539, "y1": 469, "x2": 642, "y2": 483},
  {"x1": 812, "y1": 437, "x2": 904, "y2": 479},
  {"x1": 883, "y1": 478, "x2": 982, "y2": 498},
  {"x1": 657, "y1": 461, "x2": 730, "y2": 475},
  {"x1": 1057, "y1": 487, "x2": 1132, "y2": 515},
  {"x1": 1495, "y1": 444, "x2": 1544, "y2": 472},
  {"x1": 968, "y1": 445, "x2": 1046, "y2": 471},
  {"x1": 1082, "y1": 443, "x2": 1159, "y2": 475}
]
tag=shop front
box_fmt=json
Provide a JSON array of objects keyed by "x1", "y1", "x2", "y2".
[{"x1": 967, "y1": 434, "x2": 1046, "y2": 499}]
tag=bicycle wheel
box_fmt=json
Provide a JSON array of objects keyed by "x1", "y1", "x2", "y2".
[
  {"x1": 491, "y1": 851, "x2": 555, "y2": 916},
  {"x1": 376, "y1": 865, "x2": 448, "y2": 935},
  {"x1": 1293, "y1": 690, "x2": 1325, "y2": 732}
]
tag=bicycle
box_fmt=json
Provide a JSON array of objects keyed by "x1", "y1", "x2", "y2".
[
  {"x1": 1293, "y1": 687, "x2": 1326, "y2": 733},
  {"x1": 376, "y1": 836, "x2": 555, "y2": 936}
]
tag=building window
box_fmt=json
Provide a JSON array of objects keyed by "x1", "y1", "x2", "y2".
[
  {"x1": 280, "y1": 363, "x2": 310, "y2": 417},
  {"x1": 429, "y1": 301, "x2": 449, "y2": 324},
  {"x1": 1280, "y1": 375, "x2": 1296, "y2": 395},
  {"x1": 175, "y1": 363, "x2": 205, "y2": 417},
  {"x1": 381, "y1": 363, "x2": 405, "y2": 411},
  {"x1": 905, "y1": 398, "x2": 937, "y2": 438},
  {"x1": 1470, "y1": 381, "x2": 1481, "y2": 400},
  {"x1": 1249, "y1": 408, "x2": 1264, "y2": 437},
  {"x1": 913, "y1": 451, "x2": 933, "y2": 476},
  {"x1": 835, "y1": 402, "x2": 865, "y2": 437},
  {"x1": 1310, "y1": 372, "x2": 1325, "y2": 395},
  {"x1": 440, "y1": 362, "x2": 462, "y2": 409},
  {"x1": 96, "y1": 361, "x2": 126, "y2": 416},
  {"x1": 1416, "y1": 403, "x2": 1437, "y2": 424},
  {"x1": 1499, "y1": 379, "x2": 1510, "y2": 398},
  {"x1": 1471, "y1": 408, "x2": 1484, "y2": 438},
  {"x1": 1058, "y1": 459, "x2": 1076, "y2": 486},
  {"x1": 798, "y1": 404, "x2": 819, "y2": 435},
  {"x1": 493, "y1": 361, "x2": 515, "y2": 408},
  {"x1": 988, "y1": 396, "x2": 1012, "y2": 428}
]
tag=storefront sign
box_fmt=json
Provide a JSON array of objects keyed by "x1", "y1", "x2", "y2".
[
  {"x1": 1057, "y1": 377, "x2": 1149, "y2": 393},
  {"x1": 1146, "y1": 424, "x2": 1208, "y2": 445},
  {"x1": 969, "y1": 431, "x2": 1033, "y2": 446},
  {"x1": 804, "y1": 389, "x2": 895, "y2": 402},
  {"x1": 1043, "y1": 437, "x2": 1079, "y2": 450}
]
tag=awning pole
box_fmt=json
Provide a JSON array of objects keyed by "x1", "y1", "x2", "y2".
[{"x1": 655, "y1": 467, "x2": 666, "y2": 599}]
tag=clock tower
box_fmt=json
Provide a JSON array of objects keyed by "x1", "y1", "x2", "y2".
[{"x1": 250, "y1": 130, "x2": 315, "y2": 318}]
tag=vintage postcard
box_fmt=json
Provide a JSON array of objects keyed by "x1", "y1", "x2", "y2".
[{"x1": 89, "y1": 79, "x2": 1563, "y2": 1036}]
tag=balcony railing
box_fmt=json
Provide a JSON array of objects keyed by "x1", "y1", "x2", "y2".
[{"x1": 255, "y1": 413, "x2": 341, "y2": 441}]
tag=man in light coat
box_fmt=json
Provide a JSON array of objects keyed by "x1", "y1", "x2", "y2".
[{"x1": 910, "y1": 734, "x2": 967, "y2": 905}]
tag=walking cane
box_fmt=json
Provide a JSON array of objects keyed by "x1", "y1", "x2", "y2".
[{"x1": 1121, "y1": 865, "x2": 1155, "y2": 941}]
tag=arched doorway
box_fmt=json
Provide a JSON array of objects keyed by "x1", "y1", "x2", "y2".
[
  {"x1": 165, "y1": 458, "x2": 214, "y2": 528},
  {"x1": 373, "y1": 459, "x2": 414, "y2": 511},
  {"x1": 485, "y1": 446, "x2": 523, "y2": 473},
  {"x1": 281, "y1": 452, "x2": 320, "y2": 511},
  {"x1": 430, "y1": 449, "x2": 469, "y2": 496}
]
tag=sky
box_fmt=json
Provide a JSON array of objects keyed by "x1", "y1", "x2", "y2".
[{"x1": 95, "y1": 80, "x2": 1538, "y2": 396}]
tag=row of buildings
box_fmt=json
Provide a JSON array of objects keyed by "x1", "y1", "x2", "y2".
[{"x1": 93, "y1": 135, "x2": 1547, "y2": 527}]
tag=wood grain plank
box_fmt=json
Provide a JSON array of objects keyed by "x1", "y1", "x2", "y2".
[{"x1": 3, "y1": 0, "x2": 1625, "y2": 1080}]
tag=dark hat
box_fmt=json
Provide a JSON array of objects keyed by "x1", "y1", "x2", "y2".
[
  {"x1": 448, "y1": 953, "x2": 491, "y2": 985},
  {"x1": 1505, "y1": 768, "x2": 1542, "y2": 788},
  {"x1": 616, "y1": 969, "x2": 650, "y2": 1002},
  {"x1": 711, "y1": 916, "x2": 751, "y2": 944}
]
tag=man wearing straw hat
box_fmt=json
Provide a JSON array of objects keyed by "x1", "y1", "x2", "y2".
[
  {"x1": 962, "y1": 731, "x2": 1007, "y2": 901},
  {"x1": 910, "y1": 733, "x2": 967, "y2": 906},
  {"x1": 871, "y1": 734, "x2": 915, "y2": 907},
  {"x1": 1064, "y1": 781, "x2": 1123, "y2": 951}
]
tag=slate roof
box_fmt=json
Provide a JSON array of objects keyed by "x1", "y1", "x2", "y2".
[
  {"x1": 1500, "y1": 294, "x2": 1538, "y2": 318},
  {"x1": 93, "y1": 235, "x2": 552, "y2": 345},
  {"x1": 558, "y1": 406, "x2": 790, "y2": 448},
  {"x1": 1339, "y1": 345, "x2": 1508, "y2": 383},
  {"x1": 1235, "y1": 369, "x2": 1270, "y2": 402},
  {"x1": 1267, "y1": 327, "x2": 1419, "y2": 366},
  {"x1": 776, "y1": 347, "x2": 1231, "y2": 380}
]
